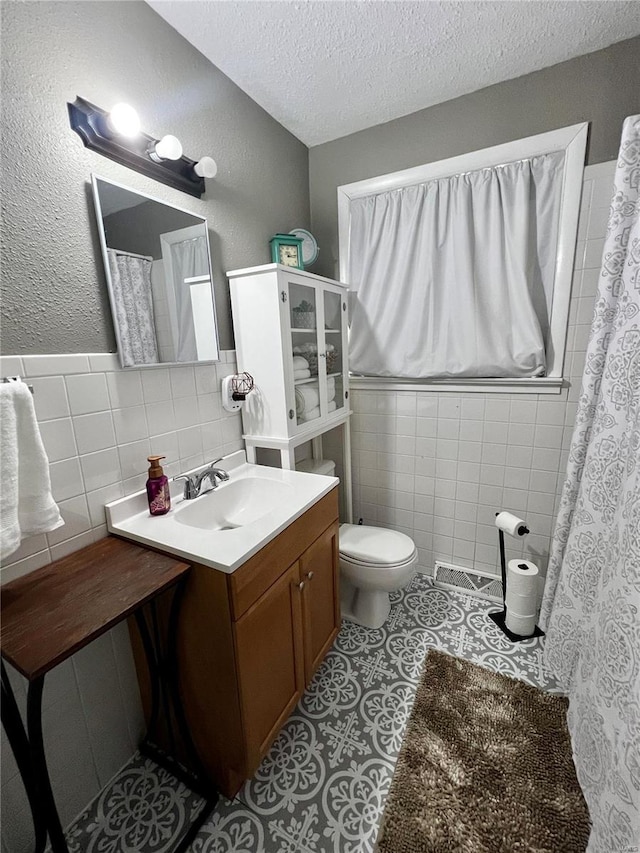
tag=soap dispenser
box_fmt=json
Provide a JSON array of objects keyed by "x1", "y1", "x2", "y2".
[{"x1": 146, "y1": 455, "x2": 171, "y2": 516}]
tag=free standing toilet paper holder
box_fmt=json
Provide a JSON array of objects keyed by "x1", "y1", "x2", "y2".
[{"x1": 488, "y1": 512, "x2": 545, "y2": 643}]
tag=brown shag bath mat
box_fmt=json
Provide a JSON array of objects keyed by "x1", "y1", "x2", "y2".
[{"x1": 376, "y1": 650, "x2": 590, "y2": 853}]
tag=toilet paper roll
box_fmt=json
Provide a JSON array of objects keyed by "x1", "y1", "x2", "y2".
[
  {"x1": 495, "y1": 511, "x2": 529, "y2": 537},
  {"x1": 505, "y1": 588, "x2": 538, "y2": 612},
  {"x1": 506, "y1": 559, "x2": 539, "y2": 593},
  {"x1": 505, "y1": 610, "x2": 536, "y2": 637},
  {"x1": 505, "y1": 559, "x2": 539, "y2": 618}
]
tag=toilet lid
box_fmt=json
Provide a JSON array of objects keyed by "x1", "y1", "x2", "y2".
[{"x1": 339, "y1": 524, "x2": 416, "y2": 565}]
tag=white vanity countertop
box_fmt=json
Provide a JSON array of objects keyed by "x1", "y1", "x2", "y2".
[{"x1": 105, "y1": 452, "x2": 338, "y2": 573}]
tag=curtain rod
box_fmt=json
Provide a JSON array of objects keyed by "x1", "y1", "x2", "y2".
[{"x1": 108, "y1": 248, "x2": 154, "y2": 262}]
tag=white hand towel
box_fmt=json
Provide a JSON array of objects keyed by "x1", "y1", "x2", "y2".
[
  {"x1": 293, "y1": 369, "x2": 311, "y2": 380},
  {"x1": 292, "y1": 356, "x2": 309, "y2": 371},
  {"x1": 327, "y1": 377, "x2": 336, "y2": 402},
  {"x1": 0, "y1": 382, "x2": 64, "y2": 560},
  {"x1": 300, "y1": 406, "x2": 321, "y2": 422},
  {"x1": 328, "y1": 400, "x2": 337, "y2": 413},
  {"x1": 296, "y1": 385, "x2": 320, "y2": 415}
]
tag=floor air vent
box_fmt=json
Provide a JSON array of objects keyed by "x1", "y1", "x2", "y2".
[{"x1": 433, "y1": 561, "x2": 503, "y2": 603}]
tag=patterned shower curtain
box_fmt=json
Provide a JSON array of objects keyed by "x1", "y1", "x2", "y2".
[
  {"x1": 540, "y1": 116, "x2": 640, "y2": 853},
  {"x1": 107, "y1": 250, "x2": 159, "y2": 367}
]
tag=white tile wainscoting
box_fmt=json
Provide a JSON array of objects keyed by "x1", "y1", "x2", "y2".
[
  {"x1": 0, "y1": 352, "x2": 243, "y2": 853},
  {"x1": 349, "y1": 160, "x2": 616, "y2": 584},
  {"x1": 0, "y1": 352, "x2": 243, "y2": 583}
]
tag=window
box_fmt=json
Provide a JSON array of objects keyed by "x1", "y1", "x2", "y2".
[{"x1": 337, "y1": 123, "x2": 588, "y2": 392}]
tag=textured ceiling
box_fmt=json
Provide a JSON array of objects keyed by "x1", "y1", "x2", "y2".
[{"x1": 148, "y1": 1, "x2": 640, "y2": 147}]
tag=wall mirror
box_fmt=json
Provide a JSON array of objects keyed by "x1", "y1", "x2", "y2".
[{"x1": 92, "y1": 174, "x2": 219, "y2": 368}]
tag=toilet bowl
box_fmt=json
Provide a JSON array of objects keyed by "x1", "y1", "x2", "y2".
[
  {"x1": 296, "y1": 457, "x2": 418, "y2": 629},
  {"x1": 339, "y1": 523, "x2": 418, "y2": 629}
]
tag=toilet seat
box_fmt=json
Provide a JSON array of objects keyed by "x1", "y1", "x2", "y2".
[
  {"x1": 339, "y1": 523, "x2": 417, "y2": 566},
  {"x1": 340, "y1": 550, "x2": 417, "y2": 572}
]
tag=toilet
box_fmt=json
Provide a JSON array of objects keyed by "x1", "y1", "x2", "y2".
[
  {"x1": 297, "y1": 458, "x2": 418, "y2": 629},
  {"x1": 339, "y1": 523, "x2": 418, "y2": 628}
]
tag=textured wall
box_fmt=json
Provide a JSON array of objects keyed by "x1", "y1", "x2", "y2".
[
  {"x1": 308, "y1": 36, "x2": 640, "y2": 279},
  {"x1": 0, "y1": 1, "x2": 310, "y2": 354},
  {"x1": 103, "y1": 199, "x2": 200, "y2": 259}
]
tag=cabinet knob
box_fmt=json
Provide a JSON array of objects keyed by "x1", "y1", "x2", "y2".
[
  {"x1": 297, "y1": 581, "x2": 305, "y2": 591},
  {"x1": 306, "y1": 571, "x2": 314, "y2": 580}
]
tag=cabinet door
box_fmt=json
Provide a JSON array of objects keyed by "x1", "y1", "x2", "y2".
[
  {"x1": 300, "y1": 522, "x2": 341, "y2": 684},
  {"x1": 234, "y1": 561, "x2": 305, "y2": 773},
  {"x1": 286, "y1": 277, "x2": 323, "y2": 433},
  {"x1": 322, "y1": 287, "x2": 347, "y2": 418}
]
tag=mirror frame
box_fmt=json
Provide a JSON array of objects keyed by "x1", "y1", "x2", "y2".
[{"x1": 91, "y1": 173, "x2": 220, "y2": 368}]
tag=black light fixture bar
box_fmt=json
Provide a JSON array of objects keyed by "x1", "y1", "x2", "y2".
[{"x1": 67, "y1": 96, "x2": 205, "y2": 198}]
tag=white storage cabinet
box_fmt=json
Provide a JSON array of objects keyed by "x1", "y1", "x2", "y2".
[{"x1": 228, "y1": 264, "x2": 351, "y2": 471}]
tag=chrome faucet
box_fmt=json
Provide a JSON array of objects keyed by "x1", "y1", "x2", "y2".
[{"x1": 174, "y1": 458, "x2": 230, "y2": 500}]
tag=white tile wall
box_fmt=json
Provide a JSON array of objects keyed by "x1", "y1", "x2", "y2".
[
  {"x1": 0, "y1": 352, "x2": 242, "y2": 853},
  {"x1": 349, "y1": 161, "x2": 616, "y2": 581},
  {"x1": 0, "y1": 353, "x2": 242, "y2": 584}
]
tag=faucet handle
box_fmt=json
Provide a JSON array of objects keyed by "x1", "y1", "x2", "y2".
[{"x1": 173, "y1": 475, "x2": 198, "y2": 500}]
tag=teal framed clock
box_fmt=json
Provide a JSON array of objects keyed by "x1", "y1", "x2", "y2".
[{"x1": 270, "y1": 233, "x2": 304, "y2": 269}]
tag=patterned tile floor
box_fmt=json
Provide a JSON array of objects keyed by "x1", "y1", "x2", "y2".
[{"x1": 67, "y1": 574, "x2": 560, "y2": 852}]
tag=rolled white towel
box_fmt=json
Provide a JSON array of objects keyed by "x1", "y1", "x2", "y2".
[
  {"x1": 292, "y1": 356, "x2": 309, "y2": 371},
  {"x1": 296, "y1": 384, "x2": 320, "y2": 415},
  {"x1": 328, "y1": 400, "x2": 337, "y2": 413},
  {"x1": 327, "y1": 376, "x2": 336, "y2": 402},
  {"x1": 294, "y1": 369, "x2": 311, "y2": 380},
  {"x1": 293, "y1": 343, "x2": 318, "y2": 355},
  {"x1": 300, "y1": 406, "x2": 321, "y2": 422}
]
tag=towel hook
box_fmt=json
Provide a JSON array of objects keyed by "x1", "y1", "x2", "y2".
[{"x1": 2, "y1": 376, "x2": 34, "y2": 394}]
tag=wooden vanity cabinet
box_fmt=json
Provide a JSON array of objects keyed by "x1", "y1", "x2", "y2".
[
  {"x1": 131, "y1": 488, "x2": 340, "y2": 798},
  {"x1": 300, "y1": 523, "x2": 341, "y2": 682},
  {"x1": 233, "y1": 560, "x2": 305, "y2": 773}
]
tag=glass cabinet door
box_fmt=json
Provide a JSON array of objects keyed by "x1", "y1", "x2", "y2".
[
  {"x1": 288, "y1": 278, "x2": 347, "y2": 432},
  {"x1": 289, "y1": 281, "x2": 322, "y2": 429},
  {"x1": 322, "y1": 288, "x2": 346, "y2": 416}
]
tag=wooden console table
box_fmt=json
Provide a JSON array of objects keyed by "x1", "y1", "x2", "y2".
[{"x1": 1, "y1": 537, "x2": 218, "y2": 853}]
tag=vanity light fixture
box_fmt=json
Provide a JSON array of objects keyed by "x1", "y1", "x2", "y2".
[
  {"x1": 148, "y1": 134, "x2": 183, "y2": 163},
  {"x1": 67, "y1": 95, "x2": 216, "y2": 199},
  {"x1": 107, "y1": 103, "x2": 141, "y2": 138},
  {"x1": 194, "y1": 156, "x2": 218, "y2": 179}
]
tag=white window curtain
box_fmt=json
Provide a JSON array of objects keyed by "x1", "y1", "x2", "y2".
[
  {"x1": 107, "y1": 250, "x2": 159, "y2": 367},
  {"x1": 348, "y1": 152, "x2": 564, "y2": 379},
  {"x1": 170, "y1": 236, "x2": 210, "y2": 362}
]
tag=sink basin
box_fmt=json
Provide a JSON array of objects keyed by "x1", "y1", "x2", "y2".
[
  {"x1": 105, "y1": 451, "x2": 338, "y2": 573},
  {"x1": 174, "y1": 476, "x2": 293, "y2": 531}
]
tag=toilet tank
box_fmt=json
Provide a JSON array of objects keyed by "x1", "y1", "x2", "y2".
[{"x1": 296, "y1": 458, "x2": 336, "y2": 477}]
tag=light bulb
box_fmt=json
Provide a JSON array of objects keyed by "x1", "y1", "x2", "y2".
[
  {"x1": 194, "y1": 156, "x2": 218, "y2": 179},
  {"x1": 149, "y1": 134, "x2": 183, "y2": 162},
  {"x1": 108, "y1": 103, "x2": 141, "y2": 138}
]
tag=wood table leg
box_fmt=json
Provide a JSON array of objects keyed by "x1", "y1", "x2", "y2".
[
  {"x1": 1, "y1": 663, "x2": 48, "y2": 853},
  {"x1": 1, "y1": 663, "x2": 69, "y2": 853}
]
